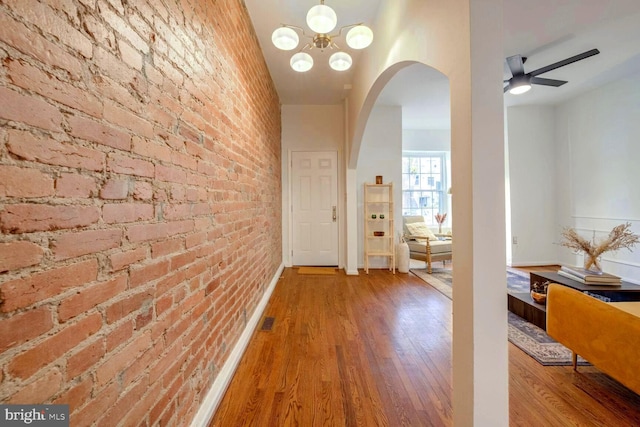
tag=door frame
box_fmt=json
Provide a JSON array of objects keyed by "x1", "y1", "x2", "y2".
[{"x1": 287, "y1": 149, "x2": 342, "y2": 268}]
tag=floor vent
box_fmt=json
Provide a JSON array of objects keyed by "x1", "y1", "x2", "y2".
[{"x1": 260, "y1": 316, "x2": 275, "y2": 331}]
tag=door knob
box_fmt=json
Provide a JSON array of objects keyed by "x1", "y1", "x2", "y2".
[{"x1": 332, "y1": 206, "x2": 337, "y2": 222}]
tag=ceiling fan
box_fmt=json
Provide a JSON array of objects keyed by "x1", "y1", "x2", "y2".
[{"x1": 504, "y1": 48, "x2": 600, "y2": 95}]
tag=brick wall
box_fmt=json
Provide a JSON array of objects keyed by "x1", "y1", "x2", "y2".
[{"x1": 0, "y1": 0, "x2": 282, "y2": 425}]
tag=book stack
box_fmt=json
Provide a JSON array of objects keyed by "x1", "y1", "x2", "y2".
[{"x1": 558, "y1": 266, "x2": 622, "y2": 285}]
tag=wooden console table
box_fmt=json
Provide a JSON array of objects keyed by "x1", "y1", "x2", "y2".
[{"x1": 507, "y1": 271, "x2": 640, "y2": 331}]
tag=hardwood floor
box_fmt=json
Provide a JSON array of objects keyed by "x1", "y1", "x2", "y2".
[{"x1": 210, "y1": 267, "x2": 640, "y2": 426}]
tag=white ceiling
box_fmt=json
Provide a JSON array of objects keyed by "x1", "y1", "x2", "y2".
[{"x1": 245, "y1": 0, "x2": 640, "y2": 130}]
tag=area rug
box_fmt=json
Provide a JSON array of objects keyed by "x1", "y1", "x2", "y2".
[
  {"x1": 297, "y1": 267, "x2": 336, "y2": 275},
  {"x1": 410, "y1": 267, "x2": 589, "y2": 366}
]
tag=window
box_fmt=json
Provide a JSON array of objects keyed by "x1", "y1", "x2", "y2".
[{"x1": 402, "y1": 153, "x2": 448, "y2": 225}]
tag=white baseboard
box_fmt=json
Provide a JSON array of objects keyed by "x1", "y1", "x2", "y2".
[
  {"x1": 345, "y1": 269, "x2": 359, "y2": 275},
  {"x1": 508, "y1": 261, "x2": 558, "y2": 267},
  {"x1": 189, "y1": 262, "x2": 285, "y2": 427}
]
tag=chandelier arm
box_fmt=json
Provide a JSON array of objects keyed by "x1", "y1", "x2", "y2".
[
  {"x1": 331, "y1": 22, "x2": 365, "y2": 38},
  {"x1": 279, "y1": 24, "x2": 315, "y2": 40}
]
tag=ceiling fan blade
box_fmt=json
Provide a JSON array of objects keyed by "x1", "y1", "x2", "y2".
[
  {"x1": 506, "y1": 55, "x2": 525, "y2": 76},
  {"x1": 530, "y1": 77, "x2": 568, "y2": 87},
  {"x1": 529, "y1": 48, "x2": 600, "y2": 77}
]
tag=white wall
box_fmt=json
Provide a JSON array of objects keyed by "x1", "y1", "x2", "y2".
[
  {"x1": 281, "y1": 105, "x2": 345, "y2": 267},
  {"x1": 403, "y1": 129, "x2": 451, "y2": 151},
  {"x1": 357, "y1": 106, "x2": 403, "y2": 268},
  {"x1": 507, "y1": 106, "x2": 558, "y2": 266},
  {"x1": 554, "y1": 74, "x2": 640, "y2": 282}
]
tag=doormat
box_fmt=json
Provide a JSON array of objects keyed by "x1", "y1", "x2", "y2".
[
  {"x1": 410, "y1": 267, "x2": 589, "y2": 366},
  {"x1": 297, "y1": 267, "x2": 337, "y2": 275}
]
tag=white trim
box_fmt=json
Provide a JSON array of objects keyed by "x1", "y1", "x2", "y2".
[
  {"x1": 189, "y1": 262, "x2": 285, "y2": 427},
  {"x1": 345, "y1": 268, "x2": 359, "y2": 275}
]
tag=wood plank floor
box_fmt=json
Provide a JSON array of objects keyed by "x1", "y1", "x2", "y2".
[{"x1": 210, "y1": 267, "x2": 640, "y2": 426}]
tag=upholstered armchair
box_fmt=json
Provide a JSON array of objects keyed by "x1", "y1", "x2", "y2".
[{"x1": 403, "y1": 216, "x2": 452, "y2": 273}]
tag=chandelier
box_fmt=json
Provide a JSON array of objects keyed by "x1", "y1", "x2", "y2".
[{"x1": 271, "y1": 0, "x2": 374, "y2": 72}]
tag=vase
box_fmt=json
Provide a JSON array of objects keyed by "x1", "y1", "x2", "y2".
[
  {"x1": 438, "y1": 224, "x2": 442, "y2": 234},
  {"x1": 583, "y1": 253, "x2": 602, "y2": 273},
  {"x1": 396, "y1": 239, "x2": 410, "y2": 273}
]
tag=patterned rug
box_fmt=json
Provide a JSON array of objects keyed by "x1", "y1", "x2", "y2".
[{"x1": 410, "y1": 267, "x2": 589, "y2": 366}]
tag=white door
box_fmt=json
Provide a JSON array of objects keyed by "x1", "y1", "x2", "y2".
[{"x1": 291, "y1": 151, "x2": 338, "y2": 266}]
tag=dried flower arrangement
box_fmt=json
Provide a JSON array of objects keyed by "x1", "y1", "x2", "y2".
[
  {"x1": 435, "y1": 212, "x2": 447, "y2": 234},
  {"x1": 560, "y1": 222, "x2": 640, "y2": 272}
]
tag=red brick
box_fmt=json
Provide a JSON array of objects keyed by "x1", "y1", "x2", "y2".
[
  {"x1": 96, "y1": 331, "x2": 152, "y2": 387},
  {"x1": 151, "y1": 238, "x2": 183, "y2": 258},
  {"x1": 121, "y1": 344, "x2": 161, "y2": 389},
  {"x1": 68, "y1": 115, "x2": 131, "y2": 151},
  {"x1": 0, "y1": 87, "x2": 64, "y2": 132},
  {"x1": 126, "y1": 220, "x2": 193, "y2": 243},
  {"x1": 0, "y1": 240, "x2": 44, "y2": 273},
  {"x1": 0, "y1": 13, "x2": 83, "y2": 78},
  {"x1": 6, "y1": 0, "x2": 92, "y2": 58},
  {"x1": 135, "y1": 305, "x2": 153, "y2": 330},
  {"x1": 119, "y1": 380, "x2": 163, "y2": 427},
  {"x1": 0, "y1": 259, "x2": 98, "y2": 312},
  {"x1": 155, "y1": 293, "x2": 173, "y2": 317},
  {"x1": 72, "y1": 383, "x2": 119, "y2": 427},
  {"x1": 56, "y1": 173, "x2": 97, "y2": 198},
  {"x1": 163, "y1": 203, "x2": 191, "y2": 220},
  {"x1": 105, "y1": 290, "x2": 154, "y2": 324},
  {"x1": 59, "y1": 274, "x2": 128, "y2": 322},
  {"x1": 100, "y1": 5, "x2": 148, "y2": 53},
  {"x1": 0, "y1": 204, "x2": 100, "y2": 233},
  {"x1": 100, "y1": 178, "x2": 129, "y2": 200},
  {"x1": 133, "y1": 181, "x2": 153, "y2": 200},
  {"x1": 0, "y1": 306, "x2": 53, "y2": 352},
  {"x1": 129, "y1": 259, "x2": 170, "y2": 287},
  {"x1": 118, "y1": 39, "x2": 143, "y2": 70},
  {"x1": 185, "y1": 231, "x2": 206, "y2": 249},
  {"x1": 67, "y1": 339, "x2": 105, "y2": 379},
  {"x1": 104, "y1": 101, "x2": 154, "y2": 138},
  {"x1": 8, "y1": 368, "x2": 63, "y2": 404},
  {"x1": 170, "y1": 250, "x2": 197, "y2": 271},
  {"x1": 132, "y1": 136, "x2": 171, "y2": 162},
  {"x1": 109, "y1": 246, "x2": 148, "y2": 271},
  {"x1": 106, "y1": 320, "x2": 133, "y2": 353},
  {"x1": 96, "y1": 377, "x2": 147, "y2": 427},
  {"x1": 169, "y1": 184, "x2": 186, "y2": 201},
  {"x1": 52, "y1": 229, "x2": 122, "y2": 261},
  {"x1": 53, "y1": 376, "x2": 93, "y2": 413},
  {"x1": 107, "y1": 152, "x2": 154, "y2": 178},
  {"x1": 7, "y1": 129, "x2": 105, "y2": 171},
  {"x1": 8, "y1": 313, "x2": 102, "y2": 379},
  {"x1": 155, "y1": 164, "x2": 187, "y2": 183},
  {"x1": 0, "y1": 165, "x2": 54, "y2": 198},
  {"x1": 7, "y1": 58, "x2": 102, "y2": 117},
  {"x1": 103, "y1": 202, "x2": 154, "y2": 224}
]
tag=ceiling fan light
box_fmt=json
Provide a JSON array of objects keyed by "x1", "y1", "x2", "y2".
[
  {"x1": 509, "y1": 82, "x2": 531, "y2": 95},
  {"x1": 290, "y1": 52, "x2": 314, "y2": 72},
  {"x1": 272, "y1": 27, "x2": 299, "y2": 51},
  {"x1": 329, "y1": 51, "x2": 352, "y2": 71},
  {"x1": 346, "y1": 25, "x2": 373, "y2": 49},
  {"x1": 306, "y1": 4, "x2": 337, "y2": 34}
]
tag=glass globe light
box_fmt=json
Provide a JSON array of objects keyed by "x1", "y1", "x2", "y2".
[
  {"x1": 290, "y1": 52, "x2": 314, "y2": 72},
  {"x1": 346, "y1": 25, "x2": 373, "y2": 49},
  {"x1": 272, "y1": 27, "x2": 299, "y2": 51},
  {"x1": 306, "y1": 4, "x2": 337, "y2": 34},
  {"x1": 329, "y1": 52, "x2": 352, "y2": 71}
]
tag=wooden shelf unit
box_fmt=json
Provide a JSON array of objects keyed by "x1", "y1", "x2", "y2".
[{"x1": 364, "y1": 183, "x2": 395, "y2": 274}]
